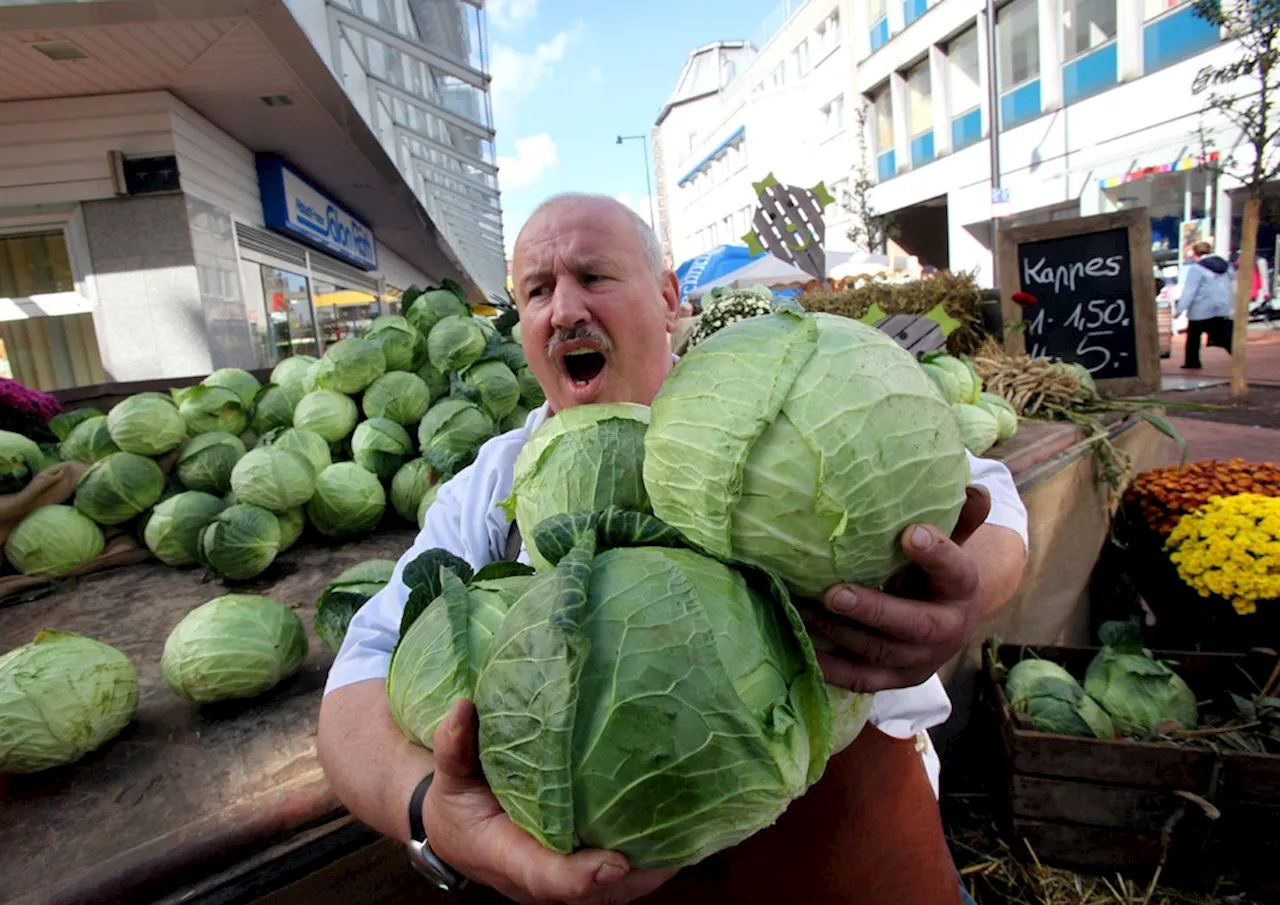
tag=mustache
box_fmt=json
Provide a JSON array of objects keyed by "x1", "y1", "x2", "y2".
[{"x1": 546, "y1": 325, "x2": 614, "y2": 358}]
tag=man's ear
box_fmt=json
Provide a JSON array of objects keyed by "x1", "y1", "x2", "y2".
[{"x1": 659, "y1": 271, "x2": 681, "y2": 333}]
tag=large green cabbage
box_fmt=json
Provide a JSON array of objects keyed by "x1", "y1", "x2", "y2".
[
  {"x1": 293, "y1": 390, "x2": 359, "y2": 443},
  {"x1": 307, "y1": 463, "x2": 387, "y2": 538},
  {"x1": 471, "y1": 511, "x2": 835, "y2": 869},
  {"x1": 0, "y1": 429, "x2": 46, "y2": 493},
  {"x1": 978, "y1": 392, "x2": 1018, "y2": 442},
  {"x1": 952, "y1": 403, "x2": 1000, "y2": 455},
  {"x1": 260, "y1": 427, "x2": 331, "y2": 477},
  {"x1": 406, "y1": 287, "x2": 468, "y2": 337},
  {"x1": 363, "y1": 371, "x2": 432, "y2": 425},
  {"x1": 0, "y1": 631, "x2": 138, "y2": 773},
  {"x1": 230, "y1": 447, "x2": 316, "y2": 512},
  {"x1": 161, "y1": 595, "x2": 307, "y2": 703},
  {"x1": 144, "y1": 491, "x2": 228, "y2": 567},
  {"x1": 517, "y1": 366, "x2": 545, "y2": 408},
  {"x1": 644, "y1": 311, "x2": 969, "y2": 599},
  {"x1": 48, "y1": 409, "x2": 102, "y2": 443},
  {"x1": 416, "y1": 360, "x2": 450, "y2": 403},
  {"x1": 179, "y1": 385, "x2": 248, "y2": 436},
  {"x1": 351, "y1": 418, "x2": 413, "y2": 482},
  {"x1": 417, "y1": 481, "x2": 441, "y2": 528},
  {"x1": 107, "y1": 394, "x2": 186, "y2": 456},
  {"x1": 277, "y1": 506, "x2": 306, "y2": 551},
  {"x1": 59, "y1": 416, "x2": 119, "y2": 464},
  {"x1": 74, "y1": 452, "x2": 165, "y2": 525},
  {"x1": 314, "y1": 559, "x2": 398, "y2": 651},
  {"x1": 365, "y1": 315, "x2": 428, "y2": 372},
  {"x1": 1004, "y1": 658, "x2": 1115, "y2": 739},
  {"x1": 5, "y1": 505, "x2": 104, "y2": 576},
  {"x1": 177, "y1": 432, "x2": 247, "y2": 494},
  {"x1": 251, "y1": 384, "x2": 295, "y2": 435},
  {"x1": 203, "y1": 368, "x2": 262, "y2": 409},
  {"x1": 427, "y1": 315, "x2": 486, "y2": 373},
  {"x1": 271, "y1": 355, "x2": 318, "y2": 406},
  {"x1": 197, "y1": 504, "x2": 281, "y2": 580},
  {"x1": 390, "y1": 458, "x2": 438, "y2": 523},
  {"x1": 502, "y1": 403, "x2": 651, "y2": 571},
  {"x1": 417, "y1": 398, "x2": 494, "y2": 476},
  {"x1": 315, "y1": 338, "x2": 387, "y2": 395},
  {"x1": 457, "y1": 360, "x2": 521, "y2": 420},
  {"x1": 1084, "y1": 620, "x2": 1199, "y2": 735}
]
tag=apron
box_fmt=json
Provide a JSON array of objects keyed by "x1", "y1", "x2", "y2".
[{"x1": 500, "y1": 524, "x2": 961, "y2": 904}]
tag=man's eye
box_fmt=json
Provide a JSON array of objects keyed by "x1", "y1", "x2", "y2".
[
  {"x1": 528, "y1": 285, "x2": 548, "y2": 298},
  {"x1": 582, "y1": 274, "x2": 602, "y2": 286}
]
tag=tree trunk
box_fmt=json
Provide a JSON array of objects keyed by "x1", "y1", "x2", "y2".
[{"x1": 1230, "y1": 196, "x2": 1261, "y2": 398}]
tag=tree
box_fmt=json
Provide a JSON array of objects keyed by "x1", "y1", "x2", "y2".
[
  {"x1": 1191, "y1": 0, "x2": 1280, "y2": 397},
  {"x1": 845, "y1": 102, "x2": 898, "y2": 255}
]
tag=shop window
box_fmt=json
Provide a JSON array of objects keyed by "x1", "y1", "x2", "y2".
[
  {"x1": 0, "y1": 230, "x2": 75, "y2": 298},
  {"x1": 997, "y1": 0, "x2": 1042, "y2": 128},
  {"x1": 868, "y1": 0, "x2": 889, "y2": 51},
  {"x1": 906, "y1": 62, "x2": 934, "y2": 167},
  {"x1": 948, "y1": 28, "x2": 983, "y2": 150},
  {"x1": 258, "y1": 266, "x2": 320, "y2": 364},
  {"x1": 1062, "y1": 0, "x2": 1117, "y2": 103},
  {"x1": 314, "y1": 280, "x2": 381, "y2": 347},
  {"x1": 873, "y1": 86, "x2": 896, "y2": 181},
  {"x1": 1143, "y1": 2, "x2": 1220, "y2": 73}
]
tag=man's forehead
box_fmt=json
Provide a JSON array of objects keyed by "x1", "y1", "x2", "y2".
[{"x1": 516, "y1": 212, "x2": 629, "y2": 270}]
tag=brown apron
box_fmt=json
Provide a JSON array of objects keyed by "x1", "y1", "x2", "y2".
[{"x1": 499, "y1": 524, "x2": 960, "y2": 905}]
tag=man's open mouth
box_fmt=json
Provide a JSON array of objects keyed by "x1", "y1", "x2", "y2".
[{"x1": 563, "y1": 349, "x2": 606, "y2": 385}]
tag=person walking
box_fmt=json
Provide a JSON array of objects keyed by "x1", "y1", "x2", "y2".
[{"x1": 1177, "y1": 240, "x2": 1235, "y2": 369}]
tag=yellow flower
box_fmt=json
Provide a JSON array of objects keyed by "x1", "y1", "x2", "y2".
[{"x1": 1165, "y1": 493, "x2": 1280, "y2": 615}]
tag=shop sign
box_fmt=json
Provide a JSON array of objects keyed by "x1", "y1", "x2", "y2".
[
  {"x1": 257, "y1": 155, "x2": 377, "y2": 271},
  {"x1": 1098, "y1": 151, "x2": 1220, "y2": 190}
]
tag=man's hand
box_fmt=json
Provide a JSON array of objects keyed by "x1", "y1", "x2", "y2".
[
  {"x1": 802, "y1": 486, "x2": 994, "y2": 693},
  {"x1": 424, "y1": 699, "x2": 677, "y2": 905}
]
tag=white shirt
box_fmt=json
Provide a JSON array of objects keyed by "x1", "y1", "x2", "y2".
[{"x1": 325, "y1": 404, "x2": 1030, "y2": 796}]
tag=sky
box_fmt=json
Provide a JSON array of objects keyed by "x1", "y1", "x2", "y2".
[{"x1": 485, "y1": 0, "x2": 783, "y2": 259}]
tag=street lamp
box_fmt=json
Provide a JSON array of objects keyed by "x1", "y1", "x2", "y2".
[{"x1": 616, "y1": 133, "x2": 657, "y2": 234}]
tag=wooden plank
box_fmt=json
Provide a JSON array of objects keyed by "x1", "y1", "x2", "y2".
[
  {"x1": 1224, "y1": 750, "x2": 1280, "y2": 803},
  {"x1": 1011, "y1": 819, "x2": 1168, "y2": 872},
  {"x1": 1011, "y1": 774, "x2": 1190, "y2": 830},
  {"x1": 1010, "y1": 733, "x2": 1216, "y2": 789}
]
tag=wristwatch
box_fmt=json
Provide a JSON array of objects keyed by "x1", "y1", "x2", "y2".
[{"x1": 405, "y1": 773, "x2": 467, "y2": 892}]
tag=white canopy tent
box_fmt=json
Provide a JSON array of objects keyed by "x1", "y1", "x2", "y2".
[{"x1": 686, "y1": 251, "x2": 910, "y2": 299}]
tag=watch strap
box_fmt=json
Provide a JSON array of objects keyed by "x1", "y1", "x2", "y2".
[{"x1": 408, "y1": 772, "x2": 434, "y2": 842}]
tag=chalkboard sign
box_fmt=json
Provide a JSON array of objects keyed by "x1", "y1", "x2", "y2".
[{"x1": 999, "y1": 209, "x2": 1160, "y2": 396}]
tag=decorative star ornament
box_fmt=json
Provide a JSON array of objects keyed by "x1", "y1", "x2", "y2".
[{"x1": 741, "y1": 172, "x2": 834, "y2": 281}]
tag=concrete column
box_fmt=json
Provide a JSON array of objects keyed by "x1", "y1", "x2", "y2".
[
  {"x1": 976, "y1": 7, "x2": 995, "y2": 142},
  {"x1": 1038, "y1": 0, "x2": 1063, "y2": 112},
  {"x1": 929, "y1": 44, "x2": 952, "y2": 157},
  {"x1": 891, "y1": 70, "x2": 910, "y2": 175},
  {"x1": 1116, "y1": 0, "x2": 1143, "y2": 82}
]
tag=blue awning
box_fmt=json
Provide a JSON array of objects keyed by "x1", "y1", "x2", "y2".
[
  {"x1": 673, "y1": 243, "x2": 766, "y2": 300},
  {"x1": 677, "y1": 126, "x2": 746, "y2": 187}
]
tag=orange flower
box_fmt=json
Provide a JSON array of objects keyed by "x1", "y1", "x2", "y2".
[{"x1": 1125, "y1": 459, "x2": 1280, "y2": 536}]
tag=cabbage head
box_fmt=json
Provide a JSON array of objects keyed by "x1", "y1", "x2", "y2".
[
  {"x1": 391, "y1": 458, "x2": 438, "y2": 523},
  {"x1": 921, "y1": 361, "x2": 962, "y2": 404},
  {"x1": 0, "y1": 429, "x2": 45, "y2": 493},
  {"x1": 5, "y1": 505, "x2": 104, "y2": 576},
  {"x1": 472, "y1": 510, "x2": 834, "y2": 869},
  {"x1": 458, "y1": 360, "x2": 520, "y2": 421},
  {"x1": 307, "y1": 462, "x2": 387, "y2": 538},
  {"x1": 363, "y1": 371, "x2": 432, "y2": 425},
  {"x1": 107, "y1": 394, "x2": 186, "y2": 456},
  {"x1": 179, "y1": 385, "x2": 249, "y2": 436},
  {"x1": 644, "y1": 311, "x2": 969, "y2": 599},
  {"x1": 517, "y1": 367, "x2": 545, "y2": 409},
  {"x1": 406, "y1": 287, "x2": 468, "y2": 336},
  {"x1": 260, "y1": 427, "x2": 331, "y2": 477},
  {"x1": 0, "y1": 630, "x2": 138, "y2": 773},
  {"x1": 315, "y1": 338, "x2": 387, "y2": 395},
  {"x1": 314, "y1": 558, "x2": 398, "y2": 651},
  {"x1": 277, "y1": 507, "x2": 306, "y2": 551},
  {"x1": 59, "y1": 416, "x2": 119, "y2": 464},
  {"x1": 502, "y1": 403, "x2": 651, "y2": 571},
  {"x1": 270, "y1": 355, "x2": 318, "y2": 406},
  {"x1": 417, "y1": 398, "x2": 494, "y2": 476},
  {"x1": 1084, "y1": 620, "x2": 1199, "y2": 735},
  {"x1": 74, "y1": 452, "x2": 165, "y2": 525},
  {"x1": 952, "y1": 403, "x2": 1000, "y2": 455},
  {"x1": 144, "y1": 491, "x2": 228, "y2": 567},
  {"x1": 293, "y1": 390, "x2": 359, "y2": 443},
  {"x1": 388, "y1": 559, "x2": 529, "y2": 746},
  {"x1": 239, "y1": 429, "x2": 259, "y2": 450},
  {"x1": 352, "y1": 417, "x2": 413, "y2": 482},
  {"x1": 416, "y1": 360, "x2": 450, "y2": 403},
  {"x1": 177, "y1": 432, "x2": 246, "y2": 495},
  {"x1": 366, "y1": 315, "x2": 428, "y2": 372},
  {"x1": 427, "y1": 315, "x2": 487, "y2": 373},
  {"x1": 499, "y1": 340, "x2": 526, "y2": 372},
  {"x1": 251, "y1": 385, "x2": 294, "y2": 435},
  {"x1": 500, "y1": 406, "x2": 531, "y2": 434},
  {"x1": 417, "y1": 481, "x2": 440, "y2": 528},
  {"x1": 230, "y1": 447, "x2": 316, "y2": 512},
  {"x1": 161, "y1": 595, "x2": 307, "y2": 703},
  {"x1": 198, "y1": 504, "x2": 281, "y2": 580},
  {"x1": 203, "y1": 368, "x2": 262, "y2": 408},
  {"x1": 1004, "y1": 658, "x2": 1115, "y2": 739},
  {"x1": 928, "y1": 355, "x2": 980, "y2": 405},
  {"x1": 48, "y1": 408, "x2": 102, "y2": 442},
  {"x1": 978, "y1": 392, "x2": 1018, "y2": 442}
]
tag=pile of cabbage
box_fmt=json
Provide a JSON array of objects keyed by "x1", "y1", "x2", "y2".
[
  {"x1": 920, "y1": 351, "x2": 1019, "y2": 456},
  {"x1": 382, "y1": 310, "x2": 990, "y2": 870},
  {"x1": 1002, "y1": 619, "x2": 1199, "y2": 739},
  {"x1": 0, "y1": 281, "x2": 543, "y2": 584}
]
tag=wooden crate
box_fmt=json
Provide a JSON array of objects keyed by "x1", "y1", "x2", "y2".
[{"x1": 978, "y1": 643, "x2": 1279, "y2": 890}]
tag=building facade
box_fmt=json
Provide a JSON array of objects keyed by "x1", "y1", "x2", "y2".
[
  {"x1": 0, "y1": 0, "x2": 503, "y2": 392},
  {"x1": 655, "y1": 2, "x2": 860, "y2": 269}
]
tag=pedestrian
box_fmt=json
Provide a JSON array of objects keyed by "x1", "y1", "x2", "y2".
[
  {"x1": 1177, "y1": 240, "x2": 1235, "y2": 369},
  {"x1": 317, "y1": 193, "x2": 1029, "y2": 905}
]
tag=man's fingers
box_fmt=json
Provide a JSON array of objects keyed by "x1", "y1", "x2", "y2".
[
  {"x1": 951, "y1": 485, "x2": 992, "y2": 546},
  {"x1": 431, "y1": 699, "x2": 484, "y2": 789},
  {"x1": 821, "y1": 583, "x2": 967, "y2": 647},
  {"x1": 803, "y1": 607, "x2": 942, "y2": 668},
  {"x1": 899, "y1": 525, "x2": 982, "y2": 600},
  {"x1": 492, "y1": 822, "x2": 631, "y2": 903},
  {"x1": 816, "y1": 651, "x2": 918, "y2": 694}
]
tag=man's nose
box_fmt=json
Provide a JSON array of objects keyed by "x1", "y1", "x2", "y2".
[{"x1": 549, "y1": 283, "x2": 592, "y2": 329}]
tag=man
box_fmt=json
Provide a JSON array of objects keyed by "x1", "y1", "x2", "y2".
[
  {"x1": 1178, "y1": 240, "x2": 1235, "y2": 369},
  {"x1": 318, "y1": 194, "x2": 1028, "y2": 904}
]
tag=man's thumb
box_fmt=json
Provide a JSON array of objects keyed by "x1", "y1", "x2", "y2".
[{"x1": 431, "y1": 699, "x2": 484, "y2": 788}]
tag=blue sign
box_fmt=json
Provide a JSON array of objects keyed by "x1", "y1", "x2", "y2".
[{"x1": 257, "y1": 155, "x2": 377, "y2": 271}]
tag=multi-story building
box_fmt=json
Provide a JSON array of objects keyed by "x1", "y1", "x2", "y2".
[
  {"x1": 851, "y1": 0, "x2": 1264, "y2": 285},
  {"x1": 0, "y1": 0, "x2": 504, "y2": 391},
  {"x1": 655, "y1": 2, "x2": 859, "y2": 268}
]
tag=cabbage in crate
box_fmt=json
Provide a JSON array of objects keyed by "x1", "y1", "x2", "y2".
[{"x1": 644, "y1": 311, "x2": 970, "y2": 599}]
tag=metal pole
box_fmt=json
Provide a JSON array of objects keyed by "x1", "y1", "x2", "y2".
[
  {"x1": 640, "y1": 135, "x2": 656, "y2": 232},
  {"x1": 984, "y1": 0, "x2": 1002, "y2": 289}
]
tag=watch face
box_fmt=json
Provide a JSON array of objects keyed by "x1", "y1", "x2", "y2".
[{"x1": 405, "y1": 840, "x2": 457, "y2": 892}]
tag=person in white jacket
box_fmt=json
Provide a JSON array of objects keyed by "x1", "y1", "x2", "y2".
[{"x1": 1177, "y1": 240, "x2": 1235, "y2": 369}]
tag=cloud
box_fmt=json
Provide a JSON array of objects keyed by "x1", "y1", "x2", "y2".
[
  {"x1": 616, "y1": 192, "x2": 657, "y2": 231},
  {"x1": 498, "y1": 133, "x2": 559, "y2": 192},
  {"x1": 490, "y1": 31, "x2": 572, "y2": 112},
  {"x1": 487, "y1": 0, "x2": 538, "y2": 31}
]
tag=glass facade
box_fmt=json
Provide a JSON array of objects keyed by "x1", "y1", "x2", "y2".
[
  {"x1": 998, "y1": 0, "x2": 1042, "y2": 128},
  {"x1": 0, "y1": 230, "x2": 74, "y2": 297}
]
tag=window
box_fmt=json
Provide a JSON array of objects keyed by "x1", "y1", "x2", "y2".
[
  {"x1": 254, "y1": 265, "x2": 320, "y2": 363},
  {"x1": 948, "y1": 28, "x2": 982, "y2": 116},
  {"x1": 722, "y1": 57, "x2": 738, "y2": 86},
  {"x1": 904, "y1": 0, "x2": 928, "y2": 26},
  {"x1": 771, "y1": 62, "x2": 786, "y2": 87},
  {"x1": 869, "y1": 0, "x2": 887, "y2": 22},
  {"x1": 906, "y1": 63, "x2": 932, "y2": 136},
  {"x1": 869, "y1": 0, "x2": 889, "y2": 50},
  {"x1": 314, "y1": 280, "x2": 379, "y2": 347},
  {"x1": 0, "y1": 231, "x2": 74, "y2": 297},
  {"x1": 793, "y1": 38, "x2": 810, "y2": 78},
  {"x1": 1143, "y1": 1, "x2": 1220, "y2": 71},
  {"x1": 1144, "y1": 0, "x2": 1183, "y2": 18},
  {"x1": 998, "y1": 0, "x2": 1040, "y2": 91},
  {"x1": 1063, "y1": 0, "x2": 1116, "y2": 59},
  {"x1": 821, "y1": 94, "x2": 847, "y2": 137},
  {"x1": 817, "y1": 9, "x2": 842, "y2": 55},
  {"x1": 873, "y1": 87, "x2": 894, "y2": 155}
]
